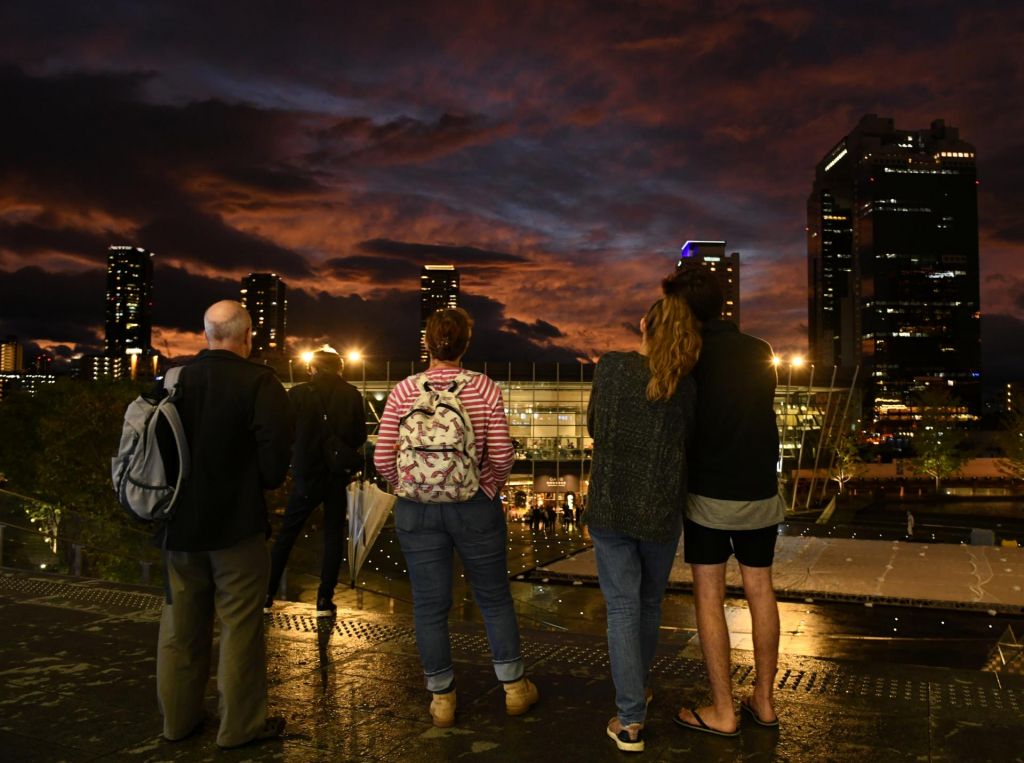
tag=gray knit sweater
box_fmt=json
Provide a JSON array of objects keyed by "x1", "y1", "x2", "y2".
[{"x1": 585, "y1": 351, "x2": 695, "y2": 544}]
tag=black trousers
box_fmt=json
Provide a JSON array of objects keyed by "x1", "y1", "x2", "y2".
[{"x1": 267, "y1": 473, "x2": 348, "y2": 602}]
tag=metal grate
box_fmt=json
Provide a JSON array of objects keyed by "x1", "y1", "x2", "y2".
[
  {"x1": 4, "y1": 573, "x2": 1021, "y2": 711},
  {"x1": 0, "y1": 573, "x2": 163, "y2": 611},
  {"x1": 266, "y1": 611, "x2": 415, "y2": 643}
]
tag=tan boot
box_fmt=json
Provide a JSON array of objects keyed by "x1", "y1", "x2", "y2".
[
  {"x1": 429, "y1": 690, "x2": 456, "y2": 728},
  {"x1": 504, "y1": 677, "x2": 539, "y2": 716}
]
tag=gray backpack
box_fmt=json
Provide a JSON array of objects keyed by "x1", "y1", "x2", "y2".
[{"x1": 111, "y1": 366, "x2": 189, "y2": 521}]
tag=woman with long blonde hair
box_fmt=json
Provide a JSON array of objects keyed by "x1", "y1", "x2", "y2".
[{"x1": 585, "y1": 287, "x2": 701, "y2": 752}]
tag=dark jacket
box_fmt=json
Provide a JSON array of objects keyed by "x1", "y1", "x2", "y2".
[
  {"x1": 688, "y1": 320, "x2": 779, "y2": 501},
  {"x1": 288, "y1": 373, "x2": 367, "y2": 484},
  {"x1": 157, "y1": 349, "x2": 292, "y2": 551},
  {"x1": 585, "y1": 351, "x2": 695, "y2": 544}
]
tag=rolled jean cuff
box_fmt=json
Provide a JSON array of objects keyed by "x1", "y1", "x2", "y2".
[
  {"x1": 493, "y1": 657, "x2": 524, "y2": 683},
  {"x1": 425, "y1": 666, "x2": 455, "y2": 693}
]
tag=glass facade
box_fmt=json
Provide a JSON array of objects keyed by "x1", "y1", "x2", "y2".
[
  {"x1": 310, "y1": 361, "x2": 848, "y2": 512},
  {"x1": 105, "y1": 245, "x2": 154, "y2": 357},
  {"x1": 807, "y1": 116, "x2": 981, "y2": 429},
  {"x1": 240, "y1": 273, "x2": 288, "y2": 356}
]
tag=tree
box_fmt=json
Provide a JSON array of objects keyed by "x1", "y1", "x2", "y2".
[
  {"x1": 829, "y1": 433, "x2": 862, "y2": 494},
  {"x1": 911, "y1": 389, "x2": 967, "y2": 491},
  {"x1": 0, "y1": 379, "x2": 160, "y2": 582}
]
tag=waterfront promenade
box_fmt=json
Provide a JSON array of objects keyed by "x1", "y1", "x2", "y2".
[
  {"x1": 543, "y1": 535, "x2": 1024, "y2": 615},
  {"x1": 1, "y1": 569, "x2": 1022, "y2": 762}
]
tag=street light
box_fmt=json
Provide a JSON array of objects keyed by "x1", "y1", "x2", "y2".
[{"x1": 346, "y1": 349, "x2": 363, "y2": 363}]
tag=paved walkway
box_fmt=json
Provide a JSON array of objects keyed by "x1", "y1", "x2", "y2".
[
  {"x1": 1, "y1": 570, "x2": 1022, "y2": 762},
  {"x1": 542, "y1": 536, "x2": 1024, "y2": 615}
]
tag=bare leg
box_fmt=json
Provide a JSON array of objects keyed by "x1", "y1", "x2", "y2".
[
  {"x1": 677, "y1": 563, "x2": 737, "y2": 733},
  {"x1": 739, "y1": 564, "x2": 779, "y2": 722}
]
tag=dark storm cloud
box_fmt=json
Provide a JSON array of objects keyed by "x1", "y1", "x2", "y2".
[
  {"x1": 982, "y1": 314, "x2": 1024, "y2": 382},
  {"x1": 317, "y1": 113, "x2": 511, "y2": 166},
  {"x1": 137, "y1": 211, "x2": 312, "y2": 278},
  {"x1": 151, "y1": 266, "x2": 240, "y2": 333},
  {"x1": 0, "y1": 66, "x2": 316, "y2": 275},
  {"x1": 0, "y1": 220, "x2": 114, "y2": 261},
  {"x1": 355, "y1": 239, "x2": 528, "y2": 265},
  {"x1": 459, "y1": 293, "x2": 582, "y2": 362},
  {"x1": 0, "y1": 266, "x2": 104, "y2": 348},
  {"x1": 505, "y1": 317, "x2": 564, "y2": 341},
  {"x1": 320, "y1": 255, "x2": 419, "y2": 282}
]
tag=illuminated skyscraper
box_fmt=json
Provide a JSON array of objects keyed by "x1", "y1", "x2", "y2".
[
  {"x1": 240, "y1": 273, "x2": 287, "y2": 356},
  {"x1": 420, "y1": 265, "x2": 459, "y2": 361},
  {"x1": 676, "y1": 240, "x2": 740, "y2": 327},
  {"x1": 105, "y1": 245, "x2": 154, "y2": 359},
  {"x1": 807, "y1": 115, "x2": 980, "y2": 426},
  {"x1": 1, "y1": 336, "x2": 23, "y2": 372}
]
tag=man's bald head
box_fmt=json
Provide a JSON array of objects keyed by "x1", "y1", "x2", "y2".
[{"x1": 203, "y1": 300, "x2": 252, "y2": 356}]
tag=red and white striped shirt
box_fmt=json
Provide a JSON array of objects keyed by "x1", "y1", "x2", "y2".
[{"x1": 374, "y1": 368, "x2": 514, "y2": 499}]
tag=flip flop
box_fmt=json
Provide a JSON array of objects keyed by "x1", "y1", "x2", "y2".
[
  {"x1": 673, "y1": 708, "x2": 740, "y2": 738},
  {"x1": 740, "y1": 697, "x2": 780, "y2": 728}
]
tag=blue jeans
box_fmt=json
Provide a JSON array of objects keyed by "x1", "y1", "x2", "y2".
[
  {"x1": 590, "y1": 525, "x2": 682, "y2": 726},
  {"x1": 395, "y1": 491, "x2": 524, "y2": 692}
]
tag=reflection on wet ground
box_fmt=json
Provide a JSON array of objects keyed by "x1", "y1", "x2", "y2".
[{"x1": 277, "y1": 516, "x2": 1024, "y2": 673}]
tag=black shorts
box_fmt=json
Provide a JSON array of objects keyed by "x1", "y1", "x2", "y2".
[{"x1": 682, "y1": 518, "x2": 778, "y2": 567}]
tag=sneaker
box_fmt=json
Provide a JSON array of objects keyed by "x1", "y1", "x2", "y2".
[
  {"x1": 429, "y1": 689, "x2": 457, "y2": 728},
  {"x1": 503, "y1": 677, "x2": 539, "y2": 716},
  {"x1": 262, "y1": 596, "x2": 274, "y2": 615},
  {"x1": 607, "y1": 717, "x2": 644, "y2": 753},
  {"x1": 315, "y1": 597, "x2": 337, "y2": 618}
]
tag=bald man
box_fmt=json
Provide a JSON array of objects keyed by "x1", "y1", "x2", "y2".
[{"x1": 156, "y1": 300, "x2": 292, "y2": 749}]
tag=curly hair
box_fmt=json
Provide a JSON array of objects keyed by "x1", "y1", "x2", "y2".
[{"x1": 642, "y1": 294, "x2": 702, "y2": 401}]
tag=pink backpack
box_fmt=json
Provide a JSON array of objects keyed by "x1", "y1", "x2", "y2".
[{"x1": 395, "y1": 373, "x2": 480, "y2": 503}]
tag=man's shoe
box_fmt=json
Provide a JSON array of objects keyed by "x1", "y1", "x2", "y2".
[
  {"x1": 315, "y1": 597, "x2": 337, "y2": 617},
  {"x1": 217, "y1": 716, "x2": 286, "y2": 749},
  {"x1": 429, "y1": 690, "x2": 456, "y2": 728},
  {"x1": 607, "y1": 717, "x2": 644, "y2": 753},
  {"x1": 503, "y1": 677, "x2": 539, "y2": 716},
  {"x1": 262, "y1": 595, "x2": 274, "y2": 615}
]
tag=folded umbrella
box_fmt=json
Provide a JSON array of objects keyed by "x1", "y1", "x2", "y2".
[{"x1": 347, "y1": 480, "x2": 397, "y2": 587}]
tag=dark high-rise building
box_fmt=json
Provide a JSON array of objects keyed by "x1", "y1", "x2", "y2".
[
  {"x1": 105, "y1": 245, "x2": 154, "y2": 359},
  {"x1": 1, "y1": 335, "x2": 23, "y2": 372},
  {"x1": 420, "y1": 265, "x2": 459, "y2": 361},
  {"x1": 677, "y1": 240, "x2": 740, "y2": 327},
  {"x1": 240, "y1": 273, "x2": 287, "y2": 356},
  {"x1": 807, "y1": 115, "x2": 980, "y2": 427}
]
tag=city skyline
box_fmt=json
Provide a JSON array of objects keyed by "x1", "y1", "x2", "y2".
[{"x1": 1, "y1": 2, "x2": 1022, "y2": 378}]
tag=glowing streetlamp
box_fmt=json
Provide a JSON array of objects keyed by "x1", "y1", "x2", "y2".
[{"x1": 346, "y1": 349, "x2": 363, "y2": 363}]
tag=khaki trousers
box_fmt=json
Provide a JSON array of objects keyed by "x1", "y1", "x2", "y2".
[{"x1": 157, "y1": 532, "x2": 269, "y2": 748}]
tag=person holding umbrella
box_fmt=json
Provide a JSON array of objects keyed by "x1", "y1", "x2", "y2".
[{"x1": 374, "y1": 308, "x2": 539, "y2": 728}]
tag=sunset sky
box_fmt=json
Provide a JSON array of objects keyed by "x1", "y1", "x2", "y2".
[{"x1": 1, "y1": 1, "x2": 1022, "y2": 378}]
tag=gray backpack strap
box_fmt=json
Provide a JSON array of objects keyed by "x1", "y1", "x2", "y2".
[
  {"x1": 163, "y1": 366, "x2": 184, "y2": 400},
  {"x1": 158, "y1": 366, "x2": 190, "y2": 503}
]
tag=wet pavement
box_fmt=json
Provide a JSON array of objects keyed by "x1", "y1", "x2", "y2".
[{"x1": 2, "y1": 568, "x2": 1023, "y2": 762}]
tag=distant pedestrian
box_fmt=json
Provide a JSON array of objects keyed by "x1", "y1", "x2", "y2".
[
  {"x1": 666, "y1": 266, "x2": 784, "y2": 736},
  {"x1": 374, "y1": 308, "x2": 539, "y2": 728},
  {"x1": 265, "y1": 347, "x2": 367, "y2": 617},
  {"x1": 586, "y1": 290, "x2": 700, "y2": 753},
  {"x1": 155, "y1": 301, "x2": 292, "y2": 749}
]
